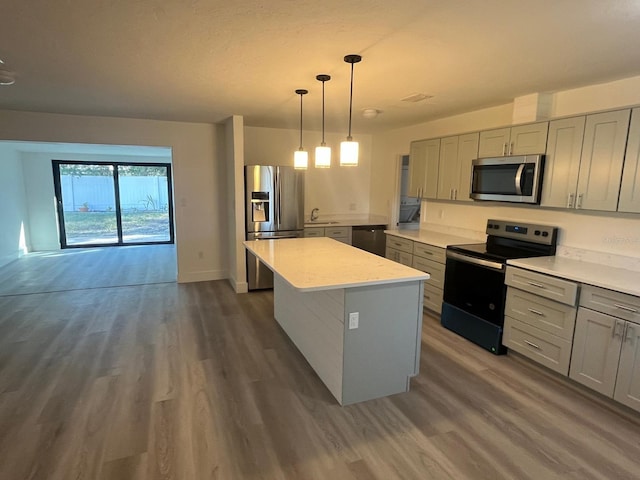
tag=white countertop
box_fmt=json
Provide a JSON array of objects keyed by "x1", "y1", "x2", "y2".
[
  {"x1": 304, "y1": 215, "x2": 388, "y2": 228},
  {"x1": 508, "y1": 256, "x2": 640, "y2": 297},
  {"x1": 244, "y1": 237, "x2": 428, "y2": 292},
  {"x1": 384, "y1": 229, "x2": 481, "y2": 249}
]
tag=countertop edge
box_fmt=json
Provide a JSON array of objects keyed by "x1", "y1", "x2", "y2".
[{"x1": 507, "y1": 257, "x2": 640, "y2": 297}]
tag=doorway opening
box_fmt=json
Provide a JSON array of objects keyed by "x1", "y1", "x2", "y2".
[
  {"x1": 398, "y1": 155, "x2": 421, "y2": 228},
  {"x1": 52, "y1": 160, "x2": 174, "y2": 248}
]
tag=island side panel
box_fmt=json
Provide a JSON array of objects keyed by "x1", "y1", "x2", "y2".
[
  {"x1": 341, "y1": 280, "x2": 424, "y2": 405},
  {"x1": 273, "y1": 274, "x2": 346, "y2": 403}
]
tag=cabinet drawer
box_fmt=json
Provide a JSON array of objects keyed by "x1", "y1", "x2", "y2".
[
  {"x1": 385, "y1": 247, "x2": 413, "y2": 267},
  {"x1": 580, "y1": 285, "x2": 640, "y2": 324},
  {"x1": 325, "y1": 226, "x2": 350, "y2": 238},
  {"x1": 413, "y1": 242, "x2": 446, "y2": 263},
  {"x1": 505, "y1": 267, "x2": 578, "y2": 306},
  {"x1": 412, "y1": 256, "x2": 445, "y2": 289},
  {"x1": 304, "y1": 228, "x2": 324, "y2": 237},
  {"x1": 423, "y1": 283, "x2": 443, "y2": 314},
  {"x1": 506, "y1": 287, "x2": 577, "y2": 340},
  {"x1": 385, "y1": 235, "x2": 413, "y2": 254},
  {"x1": 503, "y1": 316, "x2": 572, "y2": 375}
]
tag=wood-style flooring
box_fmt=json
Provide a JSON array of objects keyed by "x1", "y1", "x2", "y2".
[
  {"x1": 0, "y1": 244, "x2": 176, "y2": 297},
  {"x1": 1, "y1": 259, "x2": 639, "y2": 478}
]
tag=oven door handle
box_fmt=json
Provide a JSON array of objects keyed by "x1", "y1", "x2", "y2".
[
  {"x1": 514, "y1": 163, "x2": 525, "y2": 196},
  {"x1": 446, "y1": 251, "x2": 505, "y2": 271}
]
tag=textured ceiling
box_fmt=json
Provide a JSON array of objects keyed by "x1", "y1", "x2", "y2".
[{"x1": 1, "y1": 0, "x2": 640, "y2": 134}]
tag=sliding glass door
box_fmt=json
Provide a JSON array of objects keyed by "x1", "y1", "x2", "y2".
[{"x1": 53, "y1": 161, "x2": 174, "y2": 248}]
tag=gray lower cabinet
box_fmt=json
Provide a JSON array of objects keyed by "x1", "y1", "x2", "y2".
[
  {"x1": 304, "y1": 226, "x2": 352, "y2": 244},
  {"x1": 385, "y1": 234, "x2": 446, "y2": 314},
  {"x1": 504, "y1": 267, "x2": 578, "y2": 375},
  {"x1": 569, "y1": 285, "x2": 640, "y2": 413}
]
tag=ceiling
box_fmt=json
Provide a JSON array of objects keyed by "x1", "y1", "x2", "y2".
[{"x1": 2, "y1": 0, "x2": 640, "y2": 134}]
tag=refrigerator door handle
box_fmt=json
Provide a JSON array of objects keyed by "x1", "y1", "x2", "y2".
[{"x1": 274, "y1": 168, "x2": 280, "y2": 228}]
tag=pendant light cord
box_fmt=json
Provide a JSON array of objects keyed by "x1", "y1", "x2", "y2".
[
  {"x1": 347, "y1": 62, "x2": 354, "y2": 140},
  {"x1": 321, "y1": 79, "x2": 326, "y2": 145},
  {"x1": 299, "y1": 93, "x2": 303, "y2": 149}
]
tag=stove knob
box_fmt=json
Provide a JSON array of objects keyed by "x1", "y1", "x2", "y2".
[
  {"x1": 542, "y1": 231, "x2": 549, "y2": 237},
  {"x1": 534, "y1": 230, "x2": 541, "y2": 236}
]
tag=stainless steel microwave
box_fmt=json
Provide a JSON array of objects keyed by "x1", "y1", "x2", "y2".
[{"x1": 470, "y1": 154, "x2": 544, "y2": 204}]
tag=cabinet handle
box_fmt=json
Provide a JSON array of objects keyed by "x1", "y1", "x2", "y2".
[
  {"x1": 509, "y1": 142, "x2": 514, "y2": 155},
  {"x1": 421, "y1": 250, "x2": 433, "y2": 255},
  {"x1": 450, "y1": 188, "x2": 453, "y2": 200},
  {"x1": 576, "y1": 193, "x2": 583, "y2": 209},
  {"x1": 528, "y1": 308, "x2": 545, "y2": 316},
  {"x1": 502, "y1": 142, "x2": 508, "y2": 156},
  {"x1": 625, "y1": 324, "x2": 635, "y2": 344},
  {"x1": 612, "y1": 321, "x2": 625, "y2": 339},
  {"x1": 527, "y1": 281, "x2": 546, "y2": 289},
  {"x1": 454, "y1": 189, "x2": 458, "y2": 200},
  {"x1": 567, "y1": 193, "x2": 575, "y2": 208},
  {"x1": 524, "y1": 340, "x2": 541, "y2": 350},
  {"x1": 614, "y1": 303, "x2": 638, "y2": 313}
]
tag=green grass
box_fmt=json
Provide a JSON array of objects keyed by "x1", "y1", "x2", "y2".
[{"x1": 64, "y1": 211, "x2": 170, "y2": 239}]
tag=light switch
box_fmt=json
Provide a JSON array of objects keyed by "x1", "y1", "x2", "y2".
[{"x1": 348, "y1": 312, "x2": 359, "y2": 329}]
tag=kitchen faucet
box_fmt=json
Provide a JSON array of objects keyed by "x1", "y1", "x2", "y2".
[{"x1": 310, "y1": 208, "x2": 319, "y2": 221}]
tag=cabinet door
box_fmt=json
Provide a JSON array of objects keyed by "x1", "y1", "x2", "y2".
[
  {"x1": 569, "y1": 308, "x2": 623, "y2": 397},
  {"x1": 510, "y1": 122, "x2": 549, "y2": 155},
  {"x1": 423, "y1": 138, "x2": 441, "y2": 199},
  {"x1": 437, "y1": 136, "x2": 459, "y2": 200},
  {"x1": 540, "y1": 116, "x2": 585, "y2": 208},
  {"x1": 619, "y1": 107, "x2": 640, "y2": 213},
  {"x1": 455, "y1": 132, "x2": 479, "y2": 201},
  {"x1": 408, "y1": 140, "x2": 428, "y2": 198},
  {"x1": 576, "y1": 109, "x2": 630, "y2": 211},
  {"x1": 478, "y1": 128, "x2": 510, "y2": 157},
  {"x1": 614, "y1": 322, "x2": 640, "y2": 412}
]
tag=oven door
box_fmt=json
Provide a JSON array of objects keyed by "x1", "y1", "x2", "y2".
[{"x1": 443, "y1": 250, "x2": 506, "y2": 326}]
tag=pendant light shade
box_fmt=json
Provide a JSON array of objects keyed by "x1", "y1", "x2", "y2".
[
  {"x1": 315, "y1": 74, "x2": 331, "y2": 168},
  {"x1": 294, "y1": 89, "x2": 308, "y2": 170},
  {"x1": 340, "y1": 54, "x2": 362, "y2": 167}
]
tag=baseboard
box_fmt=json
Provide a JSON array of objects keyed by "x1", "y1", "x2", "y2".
[
  {"x1": 229, "y1": 278, "x2": 249, "y2": 293},
  {"x1": 177, "y1": 269, "x2": 227, "y2": 284}
]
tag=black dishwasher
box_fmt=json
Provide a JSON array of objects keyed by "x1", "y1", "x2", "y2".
[{"x1": 351, "y1": 225, "x2": 387, "y2": 256}]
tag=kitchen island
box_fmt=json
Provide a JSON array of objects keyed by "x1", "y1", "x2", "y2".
[{"x1": 244, "y1": 237, "x2": 429, "y2": 405}]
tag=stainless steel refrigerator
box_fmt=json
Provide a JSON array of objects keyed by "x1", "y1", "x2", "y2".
[{"x1": 245, "y1": 165, "x2": 304, "y2": 290}]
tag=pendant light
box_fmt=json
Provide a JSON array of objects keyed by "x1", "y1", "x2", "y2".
[
  {"x1": 294, "y1": 89, "x2": 309, "y2": 169},
  {"x1": 340, "y1": 54, "x2": 362, "y2": 167},
  {"x1": 315, "y1": 74, "x2": 331, "y2": 168}
]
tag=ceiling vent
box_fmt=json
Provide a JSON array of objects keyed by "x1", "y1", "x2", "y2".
[{"x1": 401, "y1": 93, "x2": 433, "y2": 103}]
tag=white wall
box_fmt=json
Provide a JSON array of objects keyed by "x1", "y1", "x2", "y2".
[
  {"x1": 226, "y1": 116, "x2": 247, "y2": 293},
  {"x1": 0, "y1": 110, "x2": 228, "y2": 283},
  {"x1": 244, "y1": 126, "x2": 373, "y2": 217},
  {"x1": 371, "y1": 75, "x2": 640, "y2": 262},
  {"x1": 18, "y1": 151, "x2": 172, "y2": 251},
  {"x1": 0, "y1": 145, "x2": 28, "y2": 268}
]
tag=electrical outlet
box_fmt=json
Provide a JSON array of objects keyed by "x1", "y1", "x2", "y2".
[{"x1": 348, "y1": 312, "x2": 359, "y2": 329}]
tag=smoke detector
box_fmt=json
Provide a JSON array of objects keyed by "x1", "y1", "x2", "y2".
[
  {"x1": 0, "y1": 59, "x2": 15, "y2": 85},
  {"x1": 401, "y1": 93, "x2": 433, "y2": 103},
  {"x1": 362, "y1": 108, "x2": 382, "y2": 119}
]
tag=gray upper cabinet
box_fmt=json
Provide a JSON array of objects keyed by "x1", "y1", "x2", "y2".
[
  {"x1": 478, "y1": 122, "x2": 548, "y2": 157},
  {"x1": 437, "y1": 136, "x2": 459, "y2": 200},
  {"x1": 540, "y1": 116, "x2": 586, "y2": 208},
  {"x1": 618, "y1": 107, "x2": 640, "y2": 213},
  {"x1": 541, "y1": 109, "x2": 630, "y2": 211},
  {"x1": 576, "y1": 109, "x2": 630, "y2": 211},
  {"x1": 437, "y1": 133, "x2": 479, "y2": 201},
  {"x1": 408, "y1": 138, "x2": 440, "y2": 199}
]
